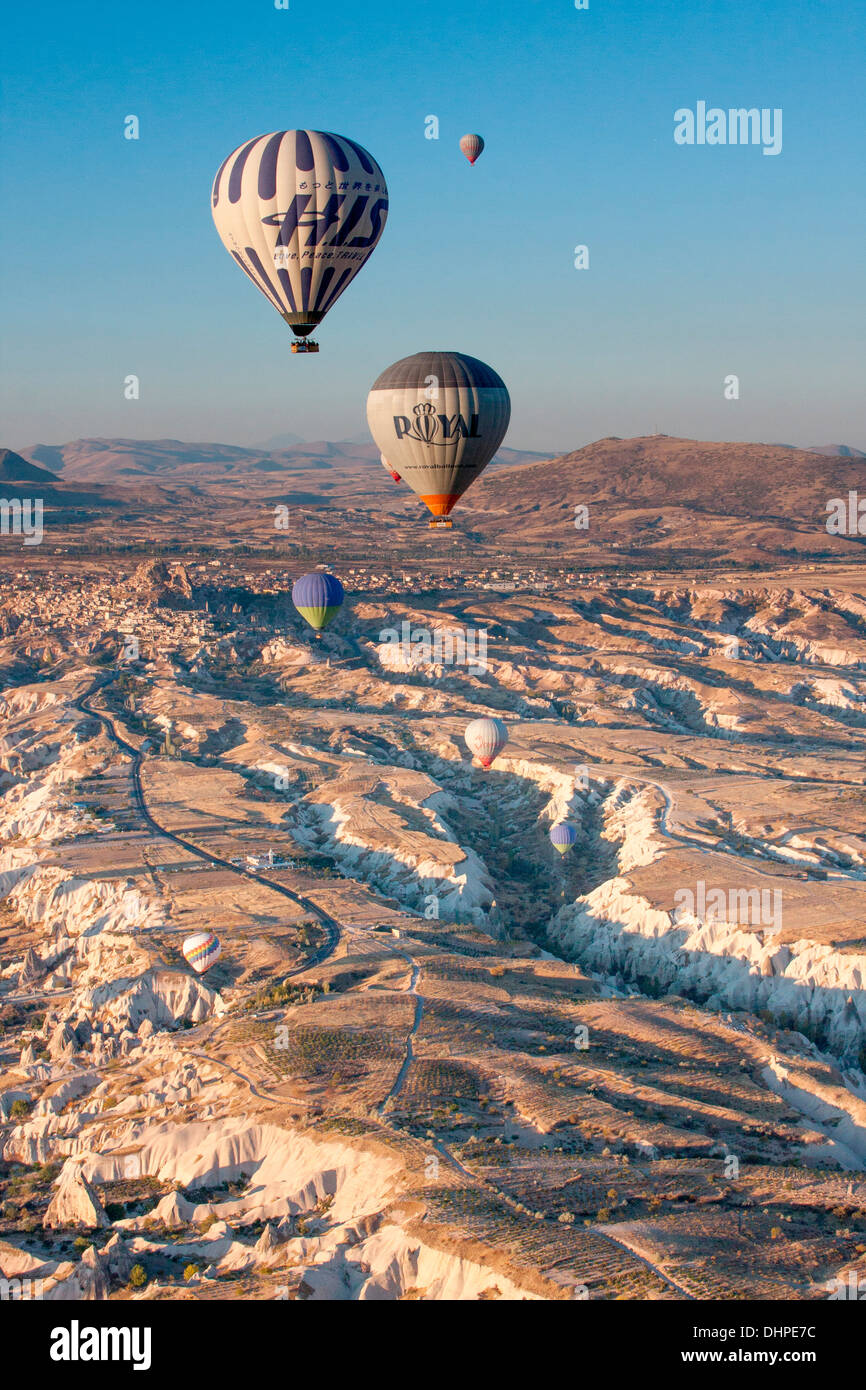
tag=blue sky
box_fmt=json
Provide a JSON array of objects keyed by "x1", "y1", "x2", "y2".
[{"x1": 2, "y1": 0, "x2": 863, "y2": 452}]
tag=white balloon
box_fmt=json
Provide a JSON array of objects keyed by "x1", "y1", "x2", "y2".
[{"x1": 464, "y1": 717, "x2": 509, "y2": 768}]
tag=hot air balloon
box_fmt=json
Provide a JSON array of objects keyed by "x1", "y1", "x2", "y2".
[
  {"x1": 211, "y1": 130, "x2": 388, "y2": 353},
  {"x1": 182, "y1": 931, "x2": 221, "y2": 974},
  {"x1": 380, "y1": 453, "x2": 401, "y2": 483},
  {"x1": 465, "y1": 717, "x2": 508, "y2": 769},
  {"x1": 460, "y1": 134, "x2": 485, "y2": 165},
  {"x1": 366, "y1": 352, "x2": 510, "y2": 527},
  {"x1": 292, "y1": 572, "x2": 345, "y2": 632},
  {"x1": 549, "y1": 823, "x2": 577, "y2": 856}
]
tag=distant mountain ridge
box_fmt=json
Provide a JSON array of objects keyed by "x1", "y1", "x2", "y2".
[
  {"x1": 17, "y1": 437, "x2": 550, "y2": 484},
  {"x1": 808, "y1": 444, "x2": 866, "y2": 459}
]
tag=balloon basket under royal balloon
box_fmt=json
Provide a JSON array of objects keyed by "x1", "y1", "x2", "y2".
[{"x1": 428, "y1": 517, "x2": 453, "y2": 528}]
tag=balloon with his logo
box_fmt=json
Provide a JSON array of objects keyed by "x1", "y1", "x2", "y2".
[
  {"x1": 366, "y1": 351, "x2": 511, "y2": 528},
  {"x1": 292, "y1": 572, "x2": 345, "y2": 636},
  {"x1": 460, "y1": 134, "x2": 485, "y2": 165},
  {"x1": 211, "y1": 130, "x2": 388, "y2": 355}
]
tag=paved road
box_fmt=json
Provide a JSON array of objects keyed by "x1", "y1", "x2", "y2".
[{"x1": 76, "y1": 684, "x2": 341, "y2": 975}]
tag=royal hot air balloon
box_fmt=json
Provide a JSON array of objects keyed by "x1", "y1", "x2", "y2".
[
  {"x1": 465, "y1": 717, "x2": 508, "y2": 769},
  {"x1": 211, "y1": 130, "x2": 388, "y2": 353},
  {"x1": 292, "y1": 572, "x2": 345, "y2": 632},
  {"x1": 459, "y1": 134, "x2": 485, "y2": 165},
  {"x1": 549, "y1": 823, "x2": 577, "y2": 856},
  {"x1": 380, "y1": 453, "x2": 401, "y2": 483},
  {"x1": 182, "y1": 931, "x2": 221, "y2": 974},
  {"x1": 366, "y1": 352, "x2": 510, "y2": 527}
]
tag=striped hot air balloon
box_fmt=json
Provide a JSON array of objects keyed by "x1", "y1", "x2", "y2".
[
  {"x1": 182, "y1": 931, "x2": 221, "y2": 974},
  {"x1": 464, "y1": 717, "x2": 509, "y2": 769},
  {"x1": 211, "y1": 130, "x2": 388, "y2": 347},
  {"x1": 459, "y1": 134, "x2": 485, "y2": 164},
  {"x1": 380, "y1": 453, "x2": 401, "y2": 483},
  {"x1": 549, "y1": 823, "x2": 577, "y2": 855},
  {"x1": 292, "y1": 572, "x2": 345, "y2": 632},
  {"x1": 366, "y1": 352, "x2": 511, "y2": 526}
]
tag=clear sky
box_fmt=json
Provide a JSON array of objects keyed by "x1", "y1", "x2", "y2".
[{"x1": 1, "y1": 0, "x2": 863, "y2": 453}]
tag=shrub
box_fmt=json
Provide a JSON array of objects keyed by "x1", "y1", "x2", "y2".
[{"x1": 128, "y1": 1264, "x2": 148, "y2": 1289}]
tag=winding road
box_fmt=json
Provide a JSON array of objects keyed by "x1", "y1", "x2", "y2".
[{"x1": 75, "y1": 682, "x2": 342, "y2": 975}]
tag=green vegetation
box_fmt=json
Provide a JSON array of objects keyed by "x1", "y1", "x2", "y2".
[{"x1": 243, "y1": 979, "x2": 321, "y2": 1013}]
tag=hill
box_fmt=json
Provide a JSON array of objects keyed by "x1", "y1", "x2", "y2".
[
  {"x1": 465, "y1": 435, "x2": 866, "y2": 562},
  {"x1": 0, "y1": 449, "x2": 60, "y2": 483}
]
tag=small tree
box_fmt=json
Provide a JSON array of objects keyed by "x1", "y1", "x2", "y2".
[{"x1": 128, "y1": 1264, "x2": 148, "y2": 1289}]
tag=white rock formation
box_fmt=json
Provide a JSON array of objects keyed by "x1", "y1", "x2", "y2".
[{"x1": 44, "y1": 1163, "x2": 112, "y2": 1230}]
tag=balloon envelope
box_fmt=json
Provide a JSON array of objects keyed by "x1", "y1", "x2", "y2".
[
  {"x1": 212, "y1": 130, "x2": 388, "y2": 341},
  {"x1": 182, "y1": 931, "x2": 221, "y2": 974},
  {"x1": 550, "y1": 823, "x2": 577, "y2": 855},
  {"x1": 292, "y1": 572, "x2": 345, "y2": 631},
  {"x1": 366, "y1": 352, "x2": 510, "y2": 518},
  {"x1": 465, "y1": 716, "x2": 508, "y2": 769},
  {"x1": 460, "y1": 134, "x2": 485, "y2": 164}
]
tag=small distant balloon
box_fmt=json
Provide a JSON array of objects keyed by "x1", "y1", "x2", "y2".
[
  {"x1": 550, "y1": 823, "x2": 577, "y2": 855},
  {"x1": 292, "y1": 572, "x2": 345, "y2": 632},
  {"x1": 380, "y1": 453, "x2": 401, "y2": 483},
  {"x1": 465, "y1": 717, "x2": 508, "y2": 769},
  {"x1": 182, "y1": 931, "x2": 221, "y2": 974},
  {"x1": 459, "y1": 134, "x2": 485, "y2": 165}
]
